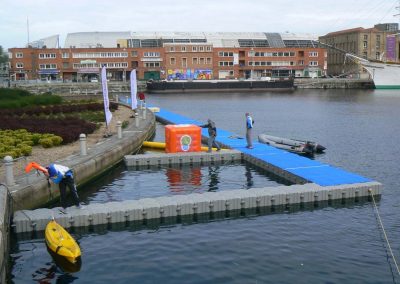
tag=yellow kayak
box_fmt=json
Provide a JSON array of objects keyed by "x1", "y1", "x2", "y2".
[
  {"x1": 45, "y1": 219, "x2": 81, "y2": 264},
  {"x1": 143, "y1": 141, "x2": 224, "y2": 152}
]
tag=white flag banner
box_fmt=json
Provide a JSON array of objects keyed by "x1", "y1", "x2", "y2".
[
  {"x1": 130, "y1": 69, "x2": 138, "y2": 110},
  {"x1": 101, "y1": 66, "x2": 112, "y2": 125}
]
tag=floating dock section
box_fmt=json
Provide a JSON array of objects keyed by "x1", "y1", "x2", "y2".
[{"x1": 13, "y1": 108, "x2": 382, "y2": 234}]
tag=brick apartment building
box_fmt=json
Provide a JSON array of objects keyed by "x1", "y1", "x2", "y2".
[{"x1": 8, "y1": 32, "x2": 327, "y2": 82}]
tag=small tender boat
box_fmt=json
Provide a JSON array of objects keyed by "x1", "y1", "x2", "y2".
[
  {"x1": 45, "y1": 219, "x2": 81, "y2": 264},
  {"x1": 258, "y1": 134, "x2": 326, "y2": 156}
]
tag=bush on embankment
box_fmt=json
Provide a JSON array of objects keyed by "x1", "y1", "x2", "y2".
[{"x1": 0, "y1": 129, "x2": 64, "y2": 159}]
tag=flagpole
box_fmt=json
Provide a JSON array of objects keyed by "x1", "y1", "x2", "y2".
[
  {"x1": 130, "y1": 69, "x2": 138, "y2": 118},
  {"x1": 101, "y1": 66, "x2": 113, "y2": 137}
]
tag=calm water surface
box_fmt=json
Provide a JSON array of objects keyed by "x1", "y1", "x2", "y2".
[{"x1": 9, "y1": 89, "x2": 400, "y2": 283}]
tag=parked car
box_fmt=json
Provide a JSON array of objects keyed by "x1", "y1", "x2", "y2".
[{"x1": 90, "y1": 78, "x2": 99, "y2": 83}]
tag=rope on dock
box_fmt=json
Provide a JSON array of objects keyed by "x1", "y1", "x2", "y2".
[{"x1": 369, "y1": 189, "x2": 400, "y2": 281}]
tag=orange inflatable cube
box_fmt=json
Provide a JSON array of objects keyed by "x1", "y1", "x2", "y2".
[{"x1": 165, "y1": 124, "x2": 201, "y2": 153}]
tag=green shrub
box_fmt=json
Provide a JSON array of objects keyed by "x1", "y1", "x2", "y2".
[
  {"x1": 51, "y1": 135, "x2": 63, "y2": 146},
  {"x1": 18, "y1": 145, "x2": 32, "y2": 156},
  {"x1": 12, "y1": 148, "x2": 22, "y2": 157},
  {"x1": 39, "y1": 138, "x2": 53, "y2": 148},
  {"x1": 18, "y1": 140, "x2": 34, "y2": 146},
  {"x1": 2, "y1": 137, "x2": 15, "y2": 146},
  {"x1": 122, "y1": 120, "x2": 129, "y2": 129},
  {"x1": 0, "y1": 150, "x2": 17, "y2": 159},
  {"x1": 31, "y1": 133, "x2": 42, "y2": 145}
]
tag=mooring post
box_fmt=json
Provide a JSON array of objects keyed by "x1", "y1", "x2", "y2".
[
  {"x1": 142, "y1": 102, "x2": 147, "y2": 119},
  {"x1": 117, "y1": 121, "x2": 122, "y2": 139},
  {"x1": 4, "y1": 156, "x2": 15, "y2": 186},
  {"x1": 115, "y1": 94, "x2": 119, "y2": 103},
  {"x1": 135, "y1": 113, "x2": 140, "y2": 127},
  {"x1": 79, "y1": 134, "x2": 87, "y2": 156}
]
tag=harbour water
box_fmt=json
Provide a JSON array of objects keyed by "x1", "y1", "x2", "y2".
[{"x1": 9, "y1": 89, "x2": 400, "y2": 283}]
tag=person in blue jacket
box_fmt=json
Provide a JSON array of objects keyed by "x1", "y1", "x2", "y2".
[
  {"x1": 45, "y1": 163, "x2": 82, "y2": 210},
  {"x1": 245, "y1": 112, "x2": 254, "y2": 149}
]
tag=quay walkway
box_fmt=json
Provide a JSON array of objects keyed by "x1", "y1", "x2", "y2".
[{"x1": 12, "y1": 107, "x2": 382, "y2": 235}]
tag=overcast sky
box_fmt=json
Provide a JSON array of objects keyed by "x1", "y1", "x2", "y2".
[{"x1": 0, "y1": 0, "x2": 398, "y2": 50}]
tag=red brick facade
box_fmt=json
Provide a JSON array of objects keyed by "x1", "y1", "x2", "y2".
[{"x1": 8, "y1": 45, "x2": 326, "y2": 81}]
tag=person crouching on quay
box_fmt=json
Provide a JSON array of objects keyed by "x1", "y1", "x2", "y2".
[{"x1": 45, "y1": 163, "x2": 83, "y2": 210}]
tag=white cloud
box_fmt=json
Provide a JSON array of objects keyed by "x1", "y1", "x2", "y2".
[{"x1": 0, "y1": 0, "x2": 398, "y2": 49}]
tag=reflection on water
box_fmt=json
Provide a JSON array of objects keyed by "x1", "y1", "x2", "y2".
[
  {"x1": 166, "y1": 167, "x2": 202, "y2": 192},
  {"x1": 71, "y1": 161, "x2": 291, "y2": 205},
  {"x1": 46, "y1": 245, "x2": 82, "y2": 274},
  {"x1": 207, "y1": 165, "x2": 220, "y2": 191}
]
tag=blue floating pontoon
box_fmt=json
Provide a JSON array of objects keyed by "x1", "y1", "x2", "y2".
[{"x1": 155, "y1": 108, "x2": 371, "y2": 186}]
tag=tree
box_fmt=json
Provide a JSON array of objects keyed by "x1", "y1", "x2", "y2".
[{"x1": 0, "y1": 46, "x2": 9, "y2": 65}]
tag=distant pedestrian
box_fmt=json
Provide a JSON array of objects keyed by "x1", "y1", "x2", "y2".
[
  {"x1": 45, "y1": 163, "x2": 83, "y2": 212},
  {"x1": 245, "y1": 112, "x2": 254, "y2": 149},
  {"x1": 138, "y1": 92, "x2": 146, "y2": 108},
  {"x1": 201, "y1": 119, "x2": 221, "y2": 152}
]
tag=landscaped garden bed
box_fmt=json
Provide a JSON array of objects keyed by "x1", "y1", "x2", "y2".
[{"x1": 0, "y1": 88, "x2": 118, "y2": 158}]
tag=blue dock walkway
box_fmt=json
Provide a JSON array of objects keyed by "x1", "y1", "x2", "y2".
[{"x1": 155, "y1": 108, "x2": 371, "y2": 187}]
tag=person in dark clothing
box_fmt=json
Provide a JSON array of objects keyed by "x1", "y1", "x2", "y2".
[
  {"x1": 45, "y1": 163, "x2": 83, "y2": 210},
  {"x1": 200, "y1": 119, "x2": 221, "y2": 153}
]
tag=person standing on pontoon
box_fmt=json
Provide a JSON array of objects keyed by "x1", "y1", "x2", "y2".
[
  {"x1": 245, "y1": 113, "x2": 254, "y2": 149},
  {"x1": 200, "y1": 119, "x2": 221, "y2": 153}
]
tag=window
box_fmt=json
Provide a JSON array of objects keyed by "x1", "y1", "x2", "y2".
[
  {"x1": 199, "y1": 58, "x2": 205, "y2": 65},
  {"x1": 207, "y1": 58, "x2": 211, "y2": 64},
  {"x1": 39, "y1": 53, "x2": 56, "y2": 59},
  {"x1": 16, "y1": 62, "x2": 24, "y2": 68},
  {"x1": 199, "y1": 46, "x2": 204, "y2": 52},
  {"x1": 309, "y1": 52, "x2": 318, "y2": 57},
  {"x1": 131, "y1": 51, "x2": 138, "y2": 57},
  {"x1": 193, "y1": 58, "x2": 198, "y2": 64},
  {"x1": 144, "y1": 52, "x2": 160, "y2": 57},
  {"x1": 181, "y1": 46, "x2": 186, "y2": 52},
  {"x1": 364, "y1": 35, "x2": 368, "y2": 40},
  {"x1": 376, "y1": 52, "x2": 380, "y2": 60},
  {"x1": 62, "y1": 53, "x2": 69, "y2": 58},
  {"x1": 39, "y1": 64, "x2": 57, "y2": 69},
  {"x1": 363, "y1": 52, "x2": 368, "y2": 59},
  {"x1": 170, "y1": 57, "x2": 176, "y2": 65},
  {"x1": 219, "y1": 51, "x2": 233, "y2": 57},
  {"x1": 169, "y1": 46, "x2": 175, "y2": 52},
  {"x1": 16, "y1": 52, "x2": 23, "y2": 58},
  {"x1": 206, "y1": 46, "x2": 212, "y2": 51},
  {"x1": 63, "y1": 62, "x2": 69, "y2": 68},
  {"x1": 309, "y1": 61, "x2": 318, "y2": 66},
  {"x1": 144, "y1": 62, "x2": 160, "y2": 67},
  {"x1": 182, "y1": 57, "x2": 187, "y2": 67},
  {"x1": 8, "y1": 52, "x2": 12, "y2": 59},
  {"x1": 192, "y1": 46, "x2": 197, "y2": 52},
  {"x1": 363, "y1": 41, "x2": 368, "y2": 49},
  {"x1": 218, "y1": 61, "x2": 233, "y2": 66}
]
